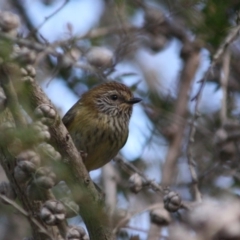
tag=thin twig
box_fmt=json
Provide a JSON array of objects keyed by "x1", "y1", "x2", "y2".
[
  {"x1": 82, "y1": 25, "x2": 137, "y2": 40},
  {"x1": 213, "y1": 25, "x2": 240, "y2": 63},
  {"x1": 112, "y1": 203, "x2": 163, "y2": 235},
  {"x1": 186, "y1": 118, "x2": 202, "y2": 202},
  {"x1": 10, "y1": 0, "x2": 38, "y2": 41},
  {"x1": 56, "y1": 25, "x2": 137, "y2": 48},
  {"x1": 198, "y1": 162, "x2": 220, "y2": 182},
  {"x1": 114, "y1": 155, "x2": 164, "y2": 193},
  {"x1": 0, "y1": 31, "x2": 58, "y2": 56},
  {"x1": 192, "y1": 24, "x2": 240, "y2": 102},
  {"x1": 32, "y1": 0, "x2": 70, "y2": 35},
  {"x1": 0, "y1": 194, "x2": 54, "y2": 240},
  {"x1": 220, "y1": 49, "x2": 230, "y2": 125},
  {"x1": 186, "y1": 24, "x2": 240, "y2": 202}
]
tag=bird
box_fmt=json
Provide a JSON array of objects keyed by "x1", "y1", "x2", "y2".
[{"x1": 62, "y1": 81, "x2": 141, "y2": 171}]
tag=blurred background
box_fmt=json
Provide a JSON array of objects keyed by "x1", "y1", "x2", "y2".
[{"x1": 1, "y1": 0, "x2": 240, "y2": 239}]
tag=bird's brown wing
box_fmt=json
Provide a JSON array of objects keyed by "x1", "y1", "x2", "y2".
[
  {"x1": 120, "y1": 129, "x2": 129, "y2": 149},
  {"x1": 62, "y1": 112, "x2": 73, "y2": 129},
  {"x1": 62, "y1": 102, "x2": 79, "y2": 129}
]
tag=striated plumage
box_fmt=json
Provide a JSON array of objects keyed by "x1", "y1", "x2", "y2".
[{"x1": 62, "y1": 81, "x2": 141, "y2": 171}]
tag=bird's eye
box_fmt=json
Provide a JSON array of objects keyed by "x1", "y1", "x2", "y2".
[{"x1": 110, "y1": 95, "x2": 118, "y2": 100}]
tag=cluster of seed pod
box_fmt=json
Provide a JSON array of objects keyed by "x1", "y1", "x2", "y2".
[
  {"x1": 127, "y1": 171, "x2": 181, "y2": 233},
  {"x1": 0, "y1": 19, "x2": 90, "y2": 237},
  {"x1": 0, "y1": 65, "x2": 88, "y2": 239},
  {"x1": 0, "y1": 11, "x2": 20, "y2": 36}
]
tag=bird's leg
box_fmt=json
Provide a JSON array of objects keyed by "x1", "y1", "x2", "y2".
[{"x1": 79, "y1": 150, "x2": 88, "y2": 160}]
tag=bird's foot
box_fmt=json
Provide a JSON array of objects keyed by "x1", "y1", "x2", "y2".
[{"x1": 79, "y1": 150, "x2": 88, "y2": 160}]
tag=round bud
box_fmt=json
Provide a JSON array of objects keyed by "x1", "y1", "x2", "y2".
[
  {"x1": 25, "y1": 65, "x2": 36, "y2": 77},
  {"x1": 129, "y1": 173, "x2": 143, "y2": 193},
  {"x1": 34, "y1": 167, "x2": 57, "y2": 189},
  {"x1": 150, "y1": 208, "x2": 171, "y2": 226},
  {"x1": 40, "y1": 200, "x2": 66, "y2": 225},
  {"x1": 16, "y1": 150, "x2": 41, "y2": 173},
  {"x1": 58, "y1": 48, "x2": 81, "y2": 68},
  {"x1": 12, "y1": 46, "x2": 36, "y2": 64},
  {"x1": 32, "y1": 121, "x2": 51, "y2": 142},
  {"x1": 14, "y1": 165, "x2": 31, "y2": 183},
  {"x1": 23, "y1": 49, "x2": 37, "y2": 64},
  {"x1": 163, "y1": 191, "x2": 182, "y2": 212},
  {"x1": 21, "y1": 76, "x2": 34, "y2": 83},
  {"x1": 20, "y1": 67, "x2": 28, "y2": 76},
  {"x1": 86, "y1": 47, "x2": 114, "y2": 68},
  {"x1": 34, "y1": 105, "x2": 57, "y2": 126},
  {"x1": 214, "y1": 128, "x2": 228, "y2": 144},
  {"x1": 37, "y1": 143, "x2": 61, "y2": 163},
  {"x1": 0, "y1": 11, "x2": 20, "y2": 31},
  {"x1": 66, "y1": 225, "x2": 89, "y2": 240}
]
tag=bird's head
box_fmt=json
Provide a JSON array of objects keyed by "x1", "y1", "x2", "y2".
[{"x1": 82, "y1": 81, "x2": 141, "y2": 118}]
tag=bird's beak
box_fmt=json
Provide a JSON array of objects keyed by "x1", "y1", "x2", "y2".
[{"x1": 126, "y1": 97, "x2": 142, "y2": 104}]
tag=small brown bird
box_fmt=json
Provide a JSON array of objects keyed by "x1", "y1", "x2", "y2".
[{"x1": 63, "y1": 81, "x2": 141, "y2": 171}]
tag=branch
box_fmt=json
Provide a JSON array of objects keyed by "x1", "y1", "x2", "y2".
[
  {"x1": 112, "y1": 203, "x2": 163, "y2": 235},
  {"x1": 186, "y1": 119, "x2": 202, "y2": 202},
  {"x1": 114, "y1": 155, "x2": 163, "y2": 193},
  {"x1": 161, "y1": 43, "x2": 201, "y2": 186},
  {"x1": 0, "y1": 31, "x2": 58, "y2": 56},
  {"x1": 10, "y1": 0, "x2": 38, "y2": 42},
  {"x1": 220, "y1": 49, "x2": 230, "y2": 125},
  {"x1": 80, "y1": 25, "x2": 137, "y2": 40},
  {"x1": 102, "y1": 163, "x2": 117, "y2": 215},
  {"x1": 31, "y1": 0, "x2": 70, "y2": 35}
]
